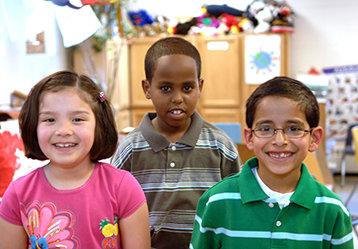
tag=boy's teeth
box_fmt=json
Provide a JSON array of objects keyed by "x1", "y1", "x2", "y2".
[
  {"x1": 269, "y1": 152, "x2": 290, "y2": 158},
  {"x1": 56, "y1": 143, "x2": 75, "y2": 148},
  {"x1": 172, "y1": 110, "x2": 182, "y2": 114}
]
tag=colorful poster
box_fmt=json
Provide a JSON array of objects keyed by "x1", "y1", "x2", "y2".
[
  {"x1": 245, "y1": 34, "x2": 281, "y2": 84},
  {"x1": 324, "y1": 65, "x2": 358, "y2": 140}
]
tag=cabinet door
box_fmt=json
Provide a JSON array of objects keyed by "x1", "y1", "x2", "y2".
[
  {"x1": 198, "y1": 35, "x2": 241, "y2": 124},
  {"x1": 129, "y1": 37, "x2": 158, "y2": 109}
]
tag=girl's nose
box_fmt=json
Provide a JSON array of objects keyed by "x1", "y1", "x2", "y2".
[{"x1": 55, "y1": 121, "x2": 73, "y2": 136}]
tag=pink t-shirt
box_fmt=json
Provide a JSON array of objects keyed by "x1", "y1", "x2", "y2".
[{"x1": 0, "y1": 162, "x2": 146, "y2": 249}]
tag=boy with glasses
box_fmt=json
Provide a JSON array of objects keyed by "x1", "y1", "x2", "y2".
[{"x1": 190, "y1": 76, "x2": 353, "y2": 249}]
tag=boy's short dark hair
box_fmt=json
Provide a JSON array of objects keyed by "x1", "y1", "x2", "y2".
[
  {"x1": 19, "y1": 70, "x2": 118, "y2": 161},
  {"x1": 144, "y1": 37, "x2": 201, "y2": 82},
  {"x1": 246, "y1": 76, "x2": 319, "y2": 128}
]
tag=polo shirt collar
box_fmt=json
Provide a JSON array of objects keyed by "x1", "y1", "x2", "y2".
[
  {"x1": 239, "y1": 157, "x2": 269, "y2": 204},
  {"x1": 239, "y1": 157, "x2": 317, "y2": 210},
  {"x1": 290, "y1": 163, "x2": 317, "y2": 210},
  {"x1": 138, "y1": 112, "x2": 203, "y2": 152}
]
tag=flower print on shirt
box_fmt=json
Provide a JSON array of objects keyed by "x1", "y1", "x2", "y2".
[
  {"x1": 100, "y1": 217, "x2": 119, "y2": 249},
  {"x1": 21, "y1": 201, "x2": 79, "y2": 249}
]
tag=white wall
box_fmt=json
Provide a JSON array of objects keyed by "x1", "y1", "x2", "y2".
[
  {"x1": 1, "y1": 0, "x2": 358, "y2": 106},
  {"x1": 0, "y1": 0, "x2": 69, "y2": 106},
  {"x1": 287, "y1": 0, "x2": 358, "y2": 76},
  {"x1": 128, "y1": 0, "x2": 358, "y2": 77}
]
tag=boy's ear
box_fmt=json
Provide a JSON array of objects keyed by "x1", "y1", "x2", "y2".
[
  {"x1": 199, "y1": 78, "x2": 204, "y2": 92},
  {"x1": 243, "y1": 128, "x2": 254, "y2": 151},
  {"x1": 308, "y1": 126, "x2": 324, "y2": 152},
  {"x1": 142, "y1": 80, "x2": 151, "y2": 99}
]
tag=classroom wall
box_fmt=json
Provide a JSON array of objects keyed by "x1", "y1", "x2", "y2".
[
  {"x1": 0, "y1": 0, "x2": 69, "y2": 106},
  {"x1": 287, "y1": 0, "x2": 358, "y2": 76},
  {"x1": 1, "y1": 0, "x2": 358, "y2": 106},
  {"x1": 128, "y1": 0, "x2": 358, "y2": 76}
]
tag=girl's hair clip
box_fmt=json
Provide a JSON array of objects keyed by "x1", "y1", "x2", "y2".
[{"x1": 98, "y1": 92, "x2": 106, "y2": 102}]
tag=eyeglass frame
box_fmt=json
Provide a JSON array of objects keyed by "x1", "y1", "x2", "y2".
[{"x1": 250, "y1": 127, "x2": 313, "y2": 138}]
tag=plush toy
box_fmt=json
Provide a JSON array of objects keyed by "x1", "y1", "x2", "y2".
[
  {"x1": 128, "y1": 10, "x2": 154, "y2": 27},
  {"x1": 206, "y1": 4, "x2": 244, "y2": 18},
  {"x1": 271, "y1": 4, "x2": 295, "y2": 33},
  {"x1": 197, "y1": 5, "x2": 221, "y2": 29},
  {"x1": 152, "y1": 15, "x2": 170, "y2": 35},
  {"x1": 238, "y1": 17, "x2": 254, "y2": 33},
  {"x1": 220, "y1": 13, "x2": 240, "y2": 34},
  {"x1": 175, "y1": 18, "x2": 198, "y2": 35},
  {"x1": 246, "y1": 1, "x2": 273, "y2": 33},
  {"x1": 128, "y1": 10, "x2": 156, "y2": 37}
]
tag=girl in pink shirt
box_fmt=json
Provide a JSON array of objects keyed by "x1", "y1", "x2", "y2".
[{"x1": 0, "y1": 70, "x2": 150, "y2": 249}]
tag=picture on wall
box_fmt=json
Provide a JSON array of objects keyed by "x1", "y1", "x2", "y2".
[{"x1": 245, "y1": 34, "x2": 281, "y2": 84}]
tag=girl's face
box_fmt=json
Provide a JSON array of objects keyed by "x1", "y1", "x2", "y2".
[{"x1": 37, "y1": 88, "x2": 96, "y2": 169}]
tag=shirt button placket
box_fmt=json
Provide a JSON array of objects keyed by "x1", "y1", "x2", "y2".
[{"x1": 169, "y1": 144, "x2": 176, "y2": 168}]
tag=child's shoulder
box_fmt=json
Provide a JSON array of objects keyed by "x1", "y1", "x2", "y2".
[
  {"x1": 309, "y1": 176, "x2": 342, "y2": 199},
  {"x1": 202, "y1": 173, "x2": 241, "y2": 198},
  {"x1": 4, "y1": 166, "x2": 45, "y2": 194},
  {"x1": 201, "y1": 121, "x2": 238, "y2": 144},
  {"x1": 98, "y1": 161, "x2": 128, "y2": 174},
  {"x1": 118, "y1": 127, "x2": 147, "y2": 148}
]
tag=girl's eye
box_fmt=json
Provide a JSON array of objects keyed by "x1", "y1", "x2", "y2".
[
  {"x1": 44, "y1": 118, "x2": 55, "y2": 123},
  {"x1": 73, "y1": 118, "x2": 84, "y2": 122}
]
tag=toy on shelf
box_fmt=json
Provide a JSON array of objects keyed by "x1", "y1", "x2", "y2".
[
  {"x1": 245, "y1": 0, "x2": 295, "y2": 34},
  {"x1": 128, "y1": 10, "x2": 156, "y2": 37}
]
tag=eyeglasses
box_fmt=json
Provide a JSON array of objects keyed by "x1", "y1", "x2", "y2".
[{"x1": 251, "y1": 126, "x2": 313, "y2": 138}]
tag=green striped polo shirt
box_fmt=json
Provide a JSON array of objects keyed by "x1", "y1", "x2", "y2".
[
  {"x1": 190, "y1": 157, "x2": 353, "y2": 249},
  {"x1": 111, "y1": 112, "x2": 242, "y2": 249}
]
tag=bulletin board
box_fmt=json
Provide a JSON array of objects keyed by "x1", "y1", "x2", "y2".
[{"x1": 324, "y1": 65, "x2": 358, "y2": 140}]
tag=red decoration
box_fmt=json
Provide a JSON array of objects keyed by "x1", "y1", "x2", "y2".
[{"x1": 0, "y1": 131, "x2": 24, "y2": 197}]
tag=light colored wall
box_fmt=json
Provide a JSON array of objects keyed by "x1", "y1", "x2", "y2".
[
  {"x1": 0, "y1": 0, "x2": 69, "y2": 106},
  {"x1": 287, "y1": 0, "x2": 358, "y2": 76},
  {"x1": 128, "y1": 0, "x2": 358, "y2": 77},
  {"x1": 1, "y1": 0, "x2": 358, "y2": 105}
]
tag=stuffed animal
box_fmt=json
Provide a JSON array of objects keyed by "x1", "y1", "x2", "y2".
[
  {"x1": 271, "y1": 4, "x2": 295, "y2": 33},
  {"x1": 128, "y1": 10, "x2": 154, "y2": 27},
  {"x1": 220, "y1": 13, "x2": 241, "y2": 34},
  {"x1": 246, "y1": 1, "x2": 273, "y2": 33}
]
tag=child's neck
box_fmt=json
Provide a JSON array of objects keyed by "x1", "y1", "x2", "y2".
[
  {"x1": 257, "y1": 167, "x2": 300, "y2": 194},
  {"x1": 44, "y1": 161, "x2": 95, "y2": 190},
  {"x1": 152, "y1": 117, "x2": 191, "y2": 143}
]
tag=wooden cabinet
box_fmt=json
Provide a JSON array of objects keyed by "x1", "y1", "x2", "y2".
[
  {"x1": 198, "y1": 35, "x2": 241, "y2": 123},
  {"x1": 74, "y1": 34, "x2": 290, "y2": 130},
  {"x1": 128, "y1": 33, "x2": 290, "y2": 128}
]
